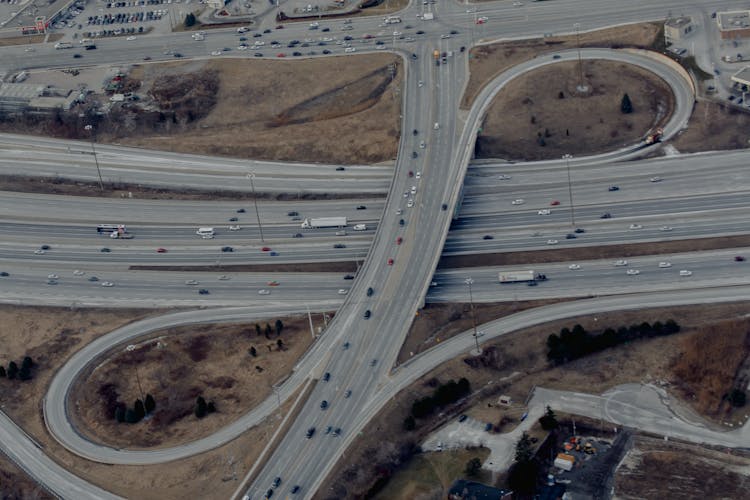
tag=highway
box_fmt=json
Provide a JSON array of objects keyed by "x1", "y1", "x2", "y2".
[{"x1": 0, "y1": 0, "x2": 742, "y2": 499}]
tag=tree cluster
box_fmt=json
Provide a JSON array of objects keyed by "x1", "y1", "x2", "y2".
[
  {"x1": 195, "y1": 396, "x2": 217, "y2": 419},
  {"x1": 409, "y1": 378, "x2": 471, "y2": 421},
  {"x1": 255, "y1": 320, "x2": 284, "y2": 340},
  {"x1": 547, "y1": 320, "x2": 680, "y2": 365},
  {"x1": 728, "y1": 388, "x2": 746, "y2": 408},
  {"x1": 114, "y1": 394, "x2": 156, "y2": 424},
  {"x1": 1, "y1": 356, "x2": 34, "y2": 381},
  {"x1": 184, "y1": 13, "x2": 196, "y2": 27},
  {"x1": 507, "y1": 432, "x2": 540, "y2": 495}
]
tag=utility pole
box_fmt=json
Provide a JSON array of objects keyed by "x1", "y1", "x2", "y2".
[
  {"x1": 305, "y1": 303, "x2": 315, "y2": 339},
  {"x1": 465, "y1": 277, "x2": 481, "y2": 355},
  {"x1": 84, "y1": 124, "x2": 104, "y2": 191},
  {"x1": 574, "y1": 23, "x2": 587, "y2": 93},
  {"x1": 562, "y1": 154, "x2": 576, "y2": 228},
  {"x1": 246, "y1": 172, "x2": 264, "y2": 242}
]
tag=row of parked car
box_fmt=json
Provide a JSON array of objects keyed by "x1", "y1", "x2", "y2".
[{"x1": 87, "y1": 11, "x2": 164, "y2": 25}]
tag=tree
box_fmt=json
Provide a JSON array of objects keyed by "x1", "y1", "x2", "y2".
[
  {"x1": 114, "y1": 406, "x2": 125, "y2": 423},
  {"x1": 195, "y1": 396, "x2": 207, "y2": 418},
  {"x1": 514, "y1": 432, "x2": 534, "y2": 463},
  {"x1": 621, "y1": 93, "x2": 633, "y2": 114},
  {"x1": 403, "y1": 415, "x2": 416, "y2": 431},
  {"x1": 249, "y1": 346, "x2": 257, "y2": 357},
  {"x1": 276, "y1": 338, "x2": 284, "y2": 350},
  {"x1": 265, "y1": 323, "x2": 273, "y2": 337},
  {"x1": 558, "y1": 91, "x2": 565, "y2": 99},
  {"x1": 539, "y1": 405, "x2": 558, "y2": 430},
  {"x1": 275, "y1": 319, "x2": 284, "y2": 336},
  {"x1": 144, "y1": 394, "x2": 156, "y2": 413},
  {"x1": 134, "y1": 399, "x2": 145, "y2": 421},
  {"x1": 7, "y1": 361, "x2": 18, "y2": 380},
  {"x1": 730, "y1": 389, "x2": 746, "y2": 407},
  {"x1": 184, "y1": 13, "x2": 196, "y2": 27},
  {"x1": 18, "y1": 365, "x2": 31, "y2": 381},
  {"x1": 21, "y1": 356, "x2": 32, "y2": 371},
  {"x1": 125, "y1": 408, "x2": 138, "y2": 423},
  {"x1": 207, "y1": 401, "x2": 217, "y2": 413},
  {"x1": 508, "y1": 459, "x2": 539, "y2": 495},
  {"x1": 465, "y1": 457, "x2": 482, "y2": 476},
  {"x1": 0, "y1": 366, "x2": 5, "y2": 378},
  {"x1": 255, "y1": 324, "x2": 261, "y2": 336}
]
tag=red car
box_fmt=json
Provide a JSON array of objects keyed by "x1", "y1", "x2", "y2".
[
  {"x1": 735, "y1": 256, "x2": 746, "y2": 262},
  {"x1": 277, "y1": 53, "x2": 286, "y2": 58},
  {"x1": 262, "y1": 247, "x2": 271, "y2": 252},
  {"x1": 276, "y1": 25, "x2": 284, "y2": 29},
  {"x1": 156, "y1": 247, "x2": 167, "y2": 253},
  {"x1": 550, "y1": 200, "x2": 560, "y2": 206},
  {"x1": 408, "y1": 170, "x2": 414, "y2": 177},
  {"x1": 387, "y1": 258, "x2": 394, "y2": 266},
  {"x1": 396, "y1": 237, "x2": 403, "y2": 245}
]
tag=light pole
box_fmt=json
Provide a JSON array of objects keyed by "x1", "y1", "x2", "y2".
[
  {"x1": 246, "y1": 172, "x2": 264, "y2": 242},
  {"x1": 464, "y1": 277, "x2": 481, "y2": 355},
  {"x1": 562, "y1": 154, "x2": 576, "y2": 228},
  {"x1": 84, "y1": 124, "x2": 104, "y2": 191},
  {"x1": 574, "y1": 23, "x2": 587, "y2": 93}
]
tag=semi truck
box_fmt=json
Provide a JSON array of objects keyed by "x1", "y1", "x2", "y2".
[
  {"x1": 384, "y1": 16, "x2": 401, "y2": 24},
  {"x1": 433, "y1": 49, "x2": 440, "y2": 66},
  {"x1": 498, "y1": 270, "x2": 547, "y2": 283},
  {"x1": 301, "y1": 217, "x2": 347, "y2": 228}
]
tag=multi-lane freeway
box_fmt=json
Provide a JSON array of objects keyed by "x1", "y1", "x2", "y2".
[{"x1": 0, "y1": 0, "x2": 746, "y2": 499}]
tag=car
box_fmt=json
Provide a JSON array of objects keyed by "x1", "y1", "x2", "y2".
[
  {"x1": 399, "y1": 219, "x2": 405, "y2": 226},
  {"x1": 614, "y1": 260, "x2": 628, "y2": 266},
  {"x1": 344, "y1": 274, "x2": 354, "y2": 280},
  {"x1": 46, "y1": 273, "x2": 59, "y2": 280},
  {"x1": 408, "y1": 170, "x2": 414, "y2": 177},
  {"x1": 441, "y1": 34, "x2": 451, "y2": 39},
  {"x1": 218, "y1": 275, "x2": 231, "y2": 281},
  {"x1": 395, "y1": 208, "x2": 403, "y2": 215},
  {"x1": 0, "y1": 271, "x2": 8, "y2": 277},
  {"x1": 565, "y1": 233, "x2": 577, "y2": 239},
  {"x1": 292, "y1": 51, "x2": 302, "y2": 56},
  {"x1": 262, "y1": 247, "x2": 271, "y2": 252},
  {"x1": 356, "y1": 205, "x2": 367, "y2": 210},
  {"x1": 185, "y1": 280, "x2": 199, "y2": 285},
  {"x1": 40, "y1": 244, "x2": 50, "y2": 250},
  {"x1": 735, "y1": 256, "x2": 746, "y2": 262},
  {"x1": 335, "y1": 166, "x2": 345, "y2": 171},
  {"x1": 458, "y1": 414, "x2": 468, "y2": 422},
  {"x1": 344, "y1": 390, "x2": 351, "y2": 398},
  {"x1": 411, "y1": 185, "x2": 417, "y2": 194},
  {"x1": 367, "y1": 287, "x2": 374, "y2": 296},
  {"x1": 99, "y1": 247, "x2": 111, "y2": 253},
  {"x1": 88, "y1": 276, "x2": 99, "y2": 282},
  {"x1": 546, "y1": 239, "x2": 558, "y2": 245},
  {"x1": 364, "y1": 310, "x2": 371, "y2": 319},
  {"x1": 291, "y1": 485, "x2": 300, "y2": 494},
  {"x1": 626, "y1": 269, "x2": 640, "y2": 275},
  {"x1": 416, "y1": 30, "x2": 425, "y2": 34},
  {"x1": 322, "y1": 372, "x2": 330, "y2": 382},
  {"x1": 419, "y1": 140, "x2": 425, "y2": 149},
  {"x1": 228, "y1": 217, "x2": 238, "y2": 222},
  {"x1": 649, "y1": 176, "x2": 662, "y2": 182},
  {"x1": 441, "y1": 204, "x2": 448, "y2": 211},
  {"x1": 679, "y1": 270, "x2": 693, "y2": 276},
  {"x1": 659, "y1": 226, "x2": 673, "y2": 232},
  {"x1": 101, "y1": 281, "x2": 115, "y2": 287},
  {"x1": 126, "y1": 35, "x2": 136, "y2": 40},
  {"x1": 287, "y1": 211, "x2": 299, "y2": 216},
  {"x1": 323, "y1": 49, "x2": 331, "y2": 54},
  {"x1": 306, "y1": 427, "x2": 315, "y2": 438},
  {"x1": 221, "y1": 246, "x2": 234, "y2": 252},
  {"x1": 370, "y1": 359, "x2": 377, "y2": 366},
  {"x1": 608, "y1": 186, "x2": 620, "y2": 191},
  {"x1": 658, "y1": 261, "x2": 672, "y2": 268},
  {"x1": 407, "y1": 200, "x2": 414, "y2": 208},
  {"x1": 46, "y1": 279, "x2": 58, "y2": 285},
  {"x1": 229, "y1": 225, "x2": 241, "y2": 231},
  {"x1": 173, "y1": 53, "x2": 183, "y2": 58},
  {"x1": 600, "y1": 212, "x2": 612, "y2": 219},
  {"x1": 270, "y1": 251, "x2": 279, "y2": 256},
  {"x1": 482, "y1": 235, "x2": 494, "y2": 240},
  {"x1": 156, "y1": 247, "x2": 167, "y2": 253},
  {"x1": 511, "y1": 199, "x2": 525, "y2": 205},
  {"x1": 258, "y1": 289, "x2": 270, "y2": 295},
  {"x1": 411, "y1": 151, "x2": 418, "y2": 159},
  {"x1": 333, "y1": 428, "x2": 341, "y2": 436},
  {"x1": 325, "y1": 425, "x2": 332, "y2": 434},
  {"x1": 416, "y1": 172, "x2": 421, "y2": 179},
  {"x1": 198, "y1": 288, "x2": 210, "y2": 295},
  {"x1": 568, "y1": 264, "x2": 581, "y2": 270},
  {"x1": 550, "y1": 200, "x2": 560, "y2": 206},
  {"x1": 333, "y1": 243, "x2": 346, "y2": 249},
  {"x1": 418, "y1": 80, "x2": 424, "y2": 87},
  {"x1": 629, "y1": 224, "x2": 643, "y2": 230},
  {"x1": 277, "y1": 53, "x2": 286, "y2": 57},
  {"x1": 387, "y1": 258, "x2": 394, "y2": 266},
  {"x1": 320, "y1": 400, "x2": 328, "y2": 410},
  {"x1": 552, "y1": 54, "x2": 561, "y2": 59},
  {"x1": 143, "y1": 56, "x2": 152, "y2": 60},
  {"x1": 396, "y1": 237, "x2": 403, "y2": 245},
  {"x1": 273, "y1": 477, "x2": 281, "y2": 488},
  {"x1": 211, "y1": 50, "x2": 223, "y2": 56},
  {"x1": 538, "y1": 209, "x2": 551, "y2": 215},
  {"x1": 85, "y1": 44, "x2": 97, "y2": 50},
  {"x1": 338, "y1": 289, "x2": 348, "y2": 295}
]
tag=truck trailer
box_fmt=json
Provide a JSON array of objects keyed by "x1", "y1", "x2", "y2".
[
  {"x1": 498, "y1": 270, "x2": 547, "y2": 283},
  {"x1": 301, "y1": 217, "x2": 347, "y2": 229}
]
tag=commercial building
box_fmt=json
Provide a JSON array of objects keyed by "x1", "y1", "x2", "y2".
[
  {"x1": 664, "y1": 17, "x2": 694, "y2": 44},
  {"x1": 717, "y1": 10, "x2": 750, "y2": 40}
]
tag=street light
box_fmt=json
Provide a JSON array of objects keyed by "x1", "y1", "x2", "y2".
[
  {"x1": 562, "y1": 154, "x2": 576, "y2": 228},
  {"x1": 464, "y1": 277, "x2": 482, "y2": 355},
  {"x1": 84, "y1": 124, "x2": 104, "y2": 191},
  {"x1": 246, "y1": 172, "x2": 264, "y2": 243},
  {"x1": 573, "y1": 23, "x2": 588, "y2": 93}
]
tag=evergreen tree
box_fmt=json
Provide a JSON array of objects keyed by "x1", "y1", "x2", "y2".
[
  {"x1": 277, "y1": 338, "x2": 284, "y2": 350},
  {"x1": 134, "y1": 399, "x2": 145, "y2": 421},
  {"x1": 21, "y1": 356, "x2": 32, "y2": 371},
  {"x1": 465, "y1": 457, "x2": 482, "y2": 476},
  {"x1": 621, "y1": 93, "x2": 633, "y2": 113},
  {"x1": 184, "y1": 13, "x2": 196, "y2": 27},
  {"x1": 539, "y1": 405, "x2": 558, "y2": 430},
  {"x1": 207, "y1": 401, "x2": 217, "y2": 413},
  {"x1": 114, "y1": 406, "x2": 125, "y2": 423},
  {"x1": 514, "y1": 432, "x2": 534, "y2": 463},
  {"x1": 18, "y1": 366, "x2": 31, "y2": 381},
  {"x1": 144, "y1": 394, "x2": 156, "y2": 413},
  {"x1": 255, "y1": 324, "x2": 261, "y2": 336},
  {"x1": 403, "y1": 415, "x2": 416, "y2": 431},
  {"x1": 7, "y1": 361, "x2": 18, "y2": 380},
  {"x1": 0, "y1": 366, "x2": 5, "y2": 378},
  {"x1": 265, "y1": 323, "x2": 272, "y2": 336},
  {"x1": 195, "y1": 396, "x2": 207, "y2": 418},
  {"x1": 275, "y1": 319, "x2": 284, "y2": 336},
  {"x1": 125, "y1": 408, "x2": 138, "y2": 423},
  {"x1": 249, "y1": 346, "x2": 257, "y2": 357}
]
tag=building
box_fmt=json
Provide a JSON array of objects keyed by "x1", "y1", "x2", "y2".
[
  {"x1": 731, "y1": 67, "x2": 750, "y2": 88},
  {"x1": 664, "y1": 17, "x2": 694, "y2": 44},
  {"x1": 206, "y1": 0, "x2": 224, "y2": 9},
  {"x1": 447, "y1": 480, "x2": 512, "y2": 500},
  {"x1": 717, "y1": 10, "x2": 750, "y2": 40},
  {"x1": 0, "y1": 83, "x2": 78, "y2": 114}
]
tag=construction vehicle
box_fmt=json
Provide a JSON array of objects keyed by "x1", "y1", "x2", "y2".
[
  {"x1": 645, "y1": 127, "x2": 663, "y2": 145},
  {"x1": 584, "y1": 442, "x2": 596, "y2": 454}
]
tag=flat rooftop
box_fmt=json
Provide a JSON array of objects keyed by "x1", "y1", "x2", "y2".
[{"x1": 718, "y1": 10, "x2": 750, "y2": 31}]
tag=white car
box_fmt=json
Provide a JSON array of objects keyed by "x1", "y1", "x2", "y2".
[
  {"x1": 538, "y1": 209, "x2": 551, "y2": 215},
  {"x1": 512, "y1": 1, "x2": 523, "y2": 6},
  {"x1": 649, "y1": 176, "x2": 662, "y2": 182},
  {"x1": 498, "y1": 174, "x2": 512, "y2": 180},
  {"x1": 392, "y1": 31, "x2": 401, "y2": 36},
  {"x1": 433, "y1": 122, "x2": 440, "y2": 130},
  {"x1": 73, "y1": 270, "x2": 85, "y2": 276},
  {"x1": 47, "y1": 274, "x2": 59, "y2": 279},
  {"x1": 478, "y1": 16, "x2": 489, "y2": 22},
  {"x1": 629, "y1": 224, "x2": 643, "y2": 230},
  {"x1": 345, "y1": 47, "x2": 356, "y2": 53},
  {"x1": 546, "y1": 239, "x2": 558, "y2": 245},
  {"x1": 254, "y1": 41, "x2": 265, "y2": 46},
  {"x1": 337, "y1": 289, "x2": 348, "y2": 295},
  {"x1": 218, "y1": 275, "x2": 231, "y2": 280},
  {"x1": 626, "y1": 269, "x2": 640, "y2": 276},
  {"x1": 237, "y1": 45, "x2": 248, "y2": 51},
  {"x1": 407, "y1": 199, "x2": 415, "y2": 208},
  {"x1": 126, "y1": 36, "x2": 137, "y2": 41},
  {"x1": 229, "y1": 225, "x2": 241, "y2": 231},
  {"x1": 395, "y1": 208, "x2": 403, "y2": 215},
  {"x1": 34, "y1": 249, "x2": 45, "y2": 255},
  {"x1": 511, "y1": 199, "x2": 525, "y2": 205},
  {"x1": 418, "y1": 80, "x2": 423, "y2": 87},
  {"x1": 658, "y1": 262, "x2": 672, "y2": 268},
  {"x1": 258, "y1": 289, "x2": 270, "y2": 295},
  {"x1": 568, "y1": 264, "x2": 581, "y2": 270},
  {"x1": 679, "y1": 270, "x2": 693, "y2": 276},
  {"x1": 614, "y1": 259, "x2": 628, "y2": 266},
  {"x1": 411, "y1": 185, "x2": 417, "y2": 194},
  {"x1": 415, "y1": 172, "x2": 421, "y2": 179},
  {"x1": 211, "y1": 50, "x2": 222, "y2": 56},
  {"x1": 185, "y1": 280, "x2": 199, "y2": 285},
  {"x1": 376, "y1": 45, "x2": 386, "y2": 50},
  {"x1": 419, "y1": 141, "x2": 425, "y2": 149},
  {"x1": 101, "y1": 281, "x2": 115, "y2": 287},
  {"x1": 659, "y1": 226, "x2": 673, "y2": 232},
  {"x1": 440, "y1": 34, "x2": 451, "y2": 39}
]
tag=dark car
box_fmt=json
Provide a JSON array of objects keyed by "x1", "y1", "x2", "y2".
[
  {"x1": 416, "y1": 30, "x2": 424, "y2": 34},
  {"x1": 221, "y1": 246, "x2": 233, "y2": 252},
  {"x1": 333, "y1": 243, "x2": 346, "y2": 249},
  {"x1": 450, "y1": 29, "x2": 458, "y2": 34},
  {"x1": 366, "y1": 287, "x2": 374, "y2": 296},
  {"x1": 574, "y1": 228, "x2": 585, "y2": 233},
  {"x1": 306, "y1": 427, "x2": 315, "y2": 438},
  {"x1": 85, "y1": 44, "x2": 97, "y2": 50},
  {"x1": 333, "y1": 428, "x2": 341, "y2": 436},
  {"x1": 483, "y1": 235, "x2": 494, "y2": 240},
  {"x1": 199, "y1": 289, "x2": 210, "y2": 295},
  {"x1": 566, "y1": 233, "x2": 577, "y2": 239},
  {"x1": 254, "y1": 52, "x2": 263, "y2": 57},
  {"x1": 735, "y1": 256, "x2": 746, "y2": 262},
  {"x1": 320, "y1": 400, "x2": 328, "y2": 410},
  {"x1": 370, "y1": 359, "x2": 377, "y2": 366},
  {"x1": 293, "y1": 51, "x2": 302, "y2": 56},
  {"x1": 458, "y1": 414, "x2": 467, "y2": 422},
  {"x1": 273, "y1": 477, "x2": 281, "y2": 488},
  {"x1": 266, "y1": 489, "x2": 274, "y2": 499},
  {"x1": 399, "y1": 218, "x2": 405, "y2": 226},
  {"x1": 323, "y1": 372, "x2": 330, "y2": 382},
  {"x1": 287, "y1": 211, "x2": 299, "y2": 216},
  {"x1": 291, "y1": 485, "x2": 300, "y2": 494},
  {"x1": 344, "y1": 390, "x2": 351, "y2": 398},
  {"x1": 442, "y1": 203, "x2": 448, "y2": 211},
  {"x1": 41, "y1": 244, "x2": 50, "y2": 250},
  {"x1": 364, "y1": 310, "x2": 371, "y2": 319},
  {"x1": 88, "y1": 276, "x2": 99, "y2": 282},
  {"x1": 228, "y1": 217, "x2": 238, "y2": 222},
  {"x1": 608, "y1": 185, "x2": 620, "y2": 191},
  {"x1": 325, "y1": 425, "x2": 333, "y2": 434},
  {"x1": 344, "y1": 274, "x2": 354, "y2": 280},
  {"x1": 342, "y1": 341, "x2": 350, "y2": 350},
  {"x1": 73, "y1": 53, "x2": 82, "y2": 58},
  {"x1": 293, "y1": 233, "x2": 303, "y2": 238},
  {"x1": 100, "y1": 247, "x2": 111, "y2": 253},
  {"x1": 173, "y1": 53, "x2": 183, "y2": 58},
  {"x1": 237, "y1": 208, "x2": 246, "y2": 213},
  {"x1": 411, "y1": 151, "x2": 418, "y2": 158},
  {"x1": 413, "y1": 129, "x2": 418, "y2": 136},
  {"x1": 460, "y1": 46, "x2": 466, "y2": 52},
  {"x1": 0, "y1": 271, "x2": 8, "y2": 277},
  {"x1": 356, "y1": 205, "x2": 366, "y2": 210},
  {"x1": 600, "y1": 212, "x2": 612, "y2": 219},
  {"x1": 323, "y1": 49, "x2": 331, "y2": 54},
  {"x1": 411, "y1": 53, "x2": 418, "y2": 60},
  {"x1": 335, "y1": 166, "x2": 345, "y2": 171},
  {"x1": 264, "y1": 28, "x2": 272, "y2": 33}
]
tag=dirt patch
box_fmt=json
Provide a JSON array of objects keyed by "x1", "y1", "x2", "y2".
[
  {"x1": 476, "y1": 60, "x2": 673, "y2": 161},
  {"x1": 671, "y1": 99, "x2": 750, "y2": 152},
  {"x1": 319, "y1": 302, "x2": 750, "y2": 498},
  {"x1": 615, "y1": 435, "x2": 750, "y2": 499},
  {"x1": 0, "y1": 454, "x2": 54, "y2": 499},
  {"x1": 0, "y1": 34, "x2": 62, "y2": 47},
  {"x1": 71, "y1": 314, "x2": 321, "y2": 449},
  {"x1": 438, "y1": 234, "x2": 750, "y2": 269}
]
